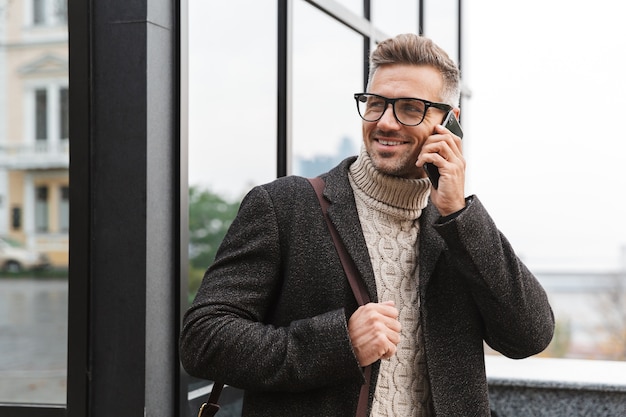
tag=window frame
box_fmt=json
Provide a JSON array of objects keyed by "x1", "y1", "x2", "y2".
[{"x1": 25, "y1": 82, "x2": 69, "y2": 145}]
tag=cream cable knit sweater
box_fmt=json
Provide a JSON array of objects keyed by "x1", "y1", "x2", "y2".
[{"x1": 349, "y1": 148, "x2": 434, "y2": 417}]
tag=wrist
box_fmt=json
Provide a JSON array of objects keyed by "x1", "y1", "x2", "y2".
[{"x1": 438, "y1": 196, "x2": 472, "y2": 222}]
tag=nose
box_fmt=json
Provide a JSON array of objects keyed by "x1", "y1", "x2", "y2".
[{"x1": 377, "y1": 103, "x2": 401, "y2": 129}]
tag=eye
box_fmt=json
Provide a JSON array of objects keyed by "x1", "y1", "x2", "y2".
[
  {"x1": 398, "y1": 99, "x2": 425, "y2": 115},
  {"x1": 367, "y1": 97, "x2": 385, "y2": 109}
]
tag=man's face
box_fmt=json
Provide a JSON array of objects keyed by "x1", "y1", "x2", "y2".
[{"x1": 362, "y1": 64, "x2": 448, "y2": 179}]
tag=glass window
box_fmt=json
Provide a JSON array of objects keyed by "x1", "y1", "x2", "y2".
[
  {"x1": 186, "y1": 1, "x2": 277, "y2": 412},
  {"x1": 0, "y1": 0, "x2": 68, "y2": 406},
  {"x1": 35, "y1": 185, "x2": 49, "y2": 232},
  {"x1": 291, "y1": 0, "x2": 363, "y2": 177},
  {"x1": 371, "y1": 0, "x2": 419, "y2": 37},
  {"x1": 187, "y1": 0, "x2": 276, "y2": 206},
  {"x1": 32, "y1": 85, "x2": 68, "y2": 146},
  {"x1": 59, "y1": 185, "x2": 69, "y2": 232},
  {"x1": 35, "y1": 88, "x2": 48, "y2": 140},
  {"x1": 31, "y1": 0, "x2": 67, "y2": 26},
  {"x1": 32, "y1": 0, "x2": 46, "y2": 25}
]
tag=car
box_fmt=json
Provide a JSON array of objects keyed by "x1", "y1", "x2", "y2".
[{"x1": 0, "y1": 237, "x2": 50, "y2": 273}]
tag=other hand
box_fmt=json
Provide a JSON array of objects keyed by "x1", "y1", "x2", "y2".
[{"x1": 348, "y1": 300, "x2": 401, "y2": 367}]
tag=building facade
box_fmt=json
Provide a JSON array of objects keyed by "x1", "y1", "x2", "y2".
[{"x1": 0, "y1": 0, "x2": 68, "y2": 268}]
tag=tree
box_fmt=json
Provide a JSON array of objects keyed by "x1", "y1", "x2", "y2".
[{"x1": 187, "y1": 185, "x2": 241, "y2": 297}]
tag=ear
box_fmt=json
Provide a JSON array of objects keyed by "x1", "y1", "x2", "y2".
[{"x1": 453, "y1": 107, "x2": 461, "y2": 120}]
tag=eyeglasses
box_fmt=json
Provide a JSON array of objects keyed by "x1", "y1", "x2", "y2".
[{"x1": 354, "y1": 93, "x2": 452, "y2": 126}]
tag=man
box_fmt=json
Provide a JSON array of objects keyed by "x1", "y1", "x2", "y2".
[{"x1": 180, "y1": 33, "x2": 554, "y2": 417}]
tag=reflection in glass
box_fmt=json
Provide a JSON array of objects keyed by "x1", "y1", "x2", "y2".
[
  {"x1": 187, "y1": 0, "x2": 276, "y2": 302},
  {"x1": 292, "y1": 0, "x2": 363, "y2": 178},
  {"x1": 0, "y1": 279, "x2": 67, "y2": 403},
  {"x1": 188, "y1": 1, "x2": 276, "y2": 204},
  {"x1": 0, "y1": 0, "x2": 69, "y2": 405}
]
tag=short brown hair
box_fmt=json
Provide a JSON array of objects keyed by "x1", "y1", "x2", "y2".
[{"x1": 368, "y1": 33, "x2": 461, "y2": 106}]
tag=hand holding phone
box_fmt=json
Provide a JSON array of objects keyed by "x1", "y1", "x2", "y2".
[{"x1": 424, "y1": 111, "x2": 464, "y2": 189}]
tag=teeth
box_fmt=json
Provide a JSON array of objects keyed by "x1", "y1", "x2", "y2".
[{"x1": 379, "y1": 140, "x2": 400, "y2": 146}]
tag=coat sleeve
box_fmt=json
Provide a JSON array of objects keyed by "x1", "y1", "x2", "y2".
[
  {"x1": 434, "y1": 196, "x2": 555, "y2": 358},
  {"x1": 179, "y1": 184, "x2": 364, "y2": 392}
]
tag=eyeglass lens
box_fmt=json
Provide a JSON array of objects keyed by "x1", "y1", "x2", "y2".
[{"x1": 356, "y1": 94, "x2": 427, "y2": 126}]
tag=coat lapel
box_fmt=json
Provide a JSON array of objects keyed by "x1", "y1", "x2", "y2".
[{"x1": 322, "y1": 158, "x2": 379, "y2": 303}]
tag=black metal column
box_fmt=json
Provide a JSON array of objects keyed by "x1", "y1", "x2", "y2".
[{"x1": 68, "y1": 0, "x2": 182, "y2": 416}]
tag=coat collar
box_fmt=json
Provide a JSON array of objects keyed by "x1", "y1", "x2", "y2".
[{"x1": 320, "y1": 157, "x2": 446, "y2": 301}]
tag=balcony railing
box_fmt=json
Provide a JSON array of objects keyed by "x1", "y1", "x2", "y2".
[{"x1": 0, "y1": 140, "x2": 69, "y2": 170}]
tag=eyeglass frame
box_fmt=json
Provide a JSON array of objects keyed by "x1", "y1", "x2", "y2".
[{"x1": 353, "y1": 92, "x2": 452, "y2": 126}]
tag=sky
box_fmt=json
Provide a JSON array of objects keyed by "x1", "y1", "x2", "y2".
[
  {"x1": 187, "y1": 0, "x2": 626, "y2": 273},
  {"x1": 461, "y1": 0, "x2": 626, "y2": 271}
]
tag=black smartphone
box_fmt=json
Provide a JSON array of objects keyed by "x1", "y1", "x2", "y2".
[{"x1": 424, "y1": 111, "x2": 464, "y2": 189}]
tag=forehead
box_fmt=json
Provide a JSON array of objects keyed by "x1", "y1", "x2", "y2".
[{"x1": 368, "y1": 64, "x2": 444, "y2": 101}]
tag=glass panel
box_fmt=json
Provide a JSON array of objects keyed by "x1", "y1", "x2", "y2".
[
  {"x1": 186, "y1": 0, "x2": 276, "y2": 413},
  {"x1": 291, "y1": 0, "x2": 363, "y2": 177},
  {"x1": 0, "y1": 0, "x2": 68, "y2": 405},
  {"x1": 422, "y1": 0, "x2": 459, "y2": 64},
  {"x1": 371, "y1": 0, "x2": 419, "y2": 37},
  {"x1": 187, "y1": 0, "x2": 276, "y2": 208}
]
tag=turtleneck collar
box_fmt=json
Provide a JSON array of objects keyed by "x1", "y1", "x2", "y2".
[{"x1": 349, "y1": 146, "x2": 431, "y2": 213}]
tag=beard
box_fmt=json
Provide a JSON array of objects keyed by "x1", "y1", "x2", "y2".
[{"x1": 364, "y1": 131, "x2": 421, "y2": 179}]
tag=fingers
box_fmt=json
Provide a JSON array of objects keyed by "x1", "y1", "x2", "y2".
[
  {"x1": 420, "y1": 123, "x2": 463, "y2": 167},
  {"x1": 418, "y1": 124, "x2": 466, "y2": 215},
  {"x1": 348, "y1": 301, "x2": 401, "y2": 367}
]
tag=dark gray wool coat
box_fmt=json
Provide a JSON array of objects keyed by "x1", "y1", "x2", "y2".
[{"x1": 180, "y1": 156, "x2": 555, "y2": 417}]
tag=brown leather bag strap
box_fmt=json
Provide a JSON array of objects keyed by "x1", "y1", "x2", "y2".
[
  {"x1": 308, "y1": 176, "x2": 372, "y2": 417},
  {"x1": 198, "y1": 381, "x2": 223, "y2": 417},
  {"x1": 308, "y1": 177, "x2": 371, "y2": 306}
]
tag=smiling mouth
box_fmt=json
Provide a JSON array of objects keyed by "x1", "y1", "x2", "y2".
[{"x1": 377, "y1": 139, "x2": 405, "y2": 146}]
